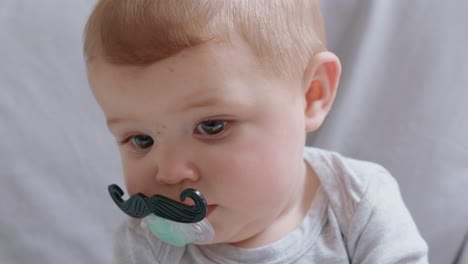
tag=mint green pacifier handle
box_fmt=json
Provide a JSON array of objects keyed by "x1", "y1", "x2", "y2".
[
  {"x1": 143, "y1": 214, "x2": 215, "y2": 247},
  {"x1": 148, "y1": 217, "x2": 190, "y2": 247}
]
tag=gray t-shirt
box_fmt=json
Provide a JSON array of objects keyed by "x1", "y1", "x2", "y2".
[{"x1": 114, "y1": 147, "x2": 429, "y2": 263}]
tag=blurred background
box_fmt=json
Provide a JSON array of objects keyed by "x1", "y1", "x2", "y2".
[{"x1": 0, "y1": 0, "x2": 467, "y2": 263}]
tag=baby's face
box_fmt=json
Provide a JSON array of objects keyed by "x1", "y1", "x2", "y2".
[{"x1": 87, "y1": 37, "x2": 310, "y2": 246}]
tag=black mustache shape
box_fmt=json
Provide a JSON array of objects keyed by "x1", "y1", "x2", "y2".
[{"x1": 108, "y1": 184, "x2": 207, "y2": 223}]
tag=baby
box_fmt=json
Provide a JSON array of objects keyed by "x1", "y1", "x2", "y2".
[{"x1": 84, "y1": 0, "x2": 428, "y2": 263}]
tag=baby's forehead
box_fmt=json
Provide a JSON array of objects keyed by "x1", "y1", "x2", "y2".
[
  {"x1": 89, "y1": 43, "x2": 294, "y2": 108},
  {"x1": 90, "y1": 37, "x2": 270, "y2": 85},
  {"x1": 88, "y1": 34, "x2": 306, "y2": 124}
]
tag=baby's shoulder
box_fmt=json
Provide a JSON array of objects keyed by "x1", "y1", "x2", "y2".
[
  {"x1": 304, "y1": 147, "x2": 399, "y2": 227},
  {"x1": 304, "y1": 146, "x2": 393, "y2": 195}
]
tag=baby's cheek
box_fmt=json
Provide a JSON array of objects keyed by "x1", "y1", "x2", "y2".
[
  {"x1": 121, "y1": 157, "x2": 155, "y2": 195},
  {"x1": 213, "y1": 145, "x2": 290, "y2": 206},
  {"x1": 123, "y1": 170, "x2": 143, "y2": 195}
]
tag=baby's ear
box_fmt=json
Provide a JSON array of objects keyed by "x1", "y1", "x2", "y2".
[{"x1": 302, "y1": 51, "x2": 341, "y2": 132}]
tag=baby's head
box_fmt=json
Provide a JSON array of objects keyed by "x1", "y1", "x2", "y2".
[{"x1": 85, "y1": 0, "x2": 340, "y2": 247}]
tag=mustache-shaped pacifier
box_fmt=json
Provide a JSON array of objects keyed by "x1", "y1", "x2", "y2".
[
  {"x1": 108, "y1": 184, "x2": 214, "y2": 246},
  {"x1": 108, "y1": 184, "x2": 207, "y2": 222}
]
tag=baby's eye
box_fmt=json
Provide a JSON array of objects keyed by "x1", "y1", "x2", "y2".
[
  {"x1": 195, "y1": 120, "x2": 227, "y2": 135},
  {"x1": 131, "y1": 135, "x2": 154, "y2": 149}
]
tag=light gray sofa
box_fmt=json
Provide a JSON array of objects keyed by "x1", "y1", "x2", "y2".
[{"x1": 0, "y1": 1, "x2": 466, "y2": 263}]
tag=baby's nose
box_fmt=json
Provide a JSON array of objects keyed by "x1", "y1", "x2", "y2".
[{"x1": 154, "y1": 152, "x2": 199, "y2": 185}]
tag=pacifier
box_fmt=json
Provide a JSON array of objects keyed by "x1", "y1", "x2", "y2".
[{"x1": 108, "y1": 184, "x2": 214, "y2": 247}]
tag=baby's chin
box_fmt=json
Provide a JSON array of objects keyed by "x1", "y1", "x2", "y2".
[
  {"x1": 212, "y1": 228, "x2": 264, "y2": 248},
  {"x1": 204, "y1": 225, "x2": 242, "y2": 246},
  {"x1": 202, "y1": 210, "x2": 272, "y2": 247}
]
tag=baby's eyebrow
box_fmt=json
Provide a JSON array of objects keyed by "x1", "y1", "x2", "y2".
[
  {"x1": 106, "y1": 95, "x2": 249, "y2": 128},
  {"x1": 178, "y1": 96, "x2": 223, "y2": 112},
  {"x1": 106, "y1": 118, "x2": 130, "y2": 128},
  {"x1": 176, "y1": 95, "x2": 242, "y2": 113}
]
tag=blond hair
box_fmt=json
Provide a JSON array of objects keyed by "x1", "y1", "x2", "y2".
[{"x1": 83, "y1": 0, "x2": 326, "y2": 79}]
